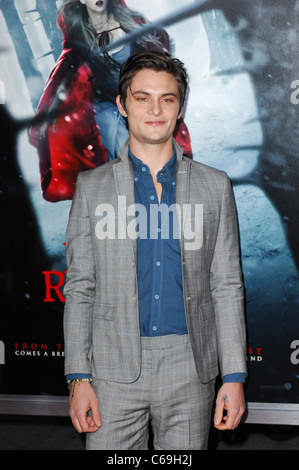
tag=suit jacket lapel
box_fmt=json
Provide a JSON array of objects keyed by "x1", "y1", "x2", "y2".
[
  {"x1": 174, "y1": 140, "x2": 191, "y2": 254},
  {"x1": 113, "y1": 140, "x2": 137, "y2": 263}
]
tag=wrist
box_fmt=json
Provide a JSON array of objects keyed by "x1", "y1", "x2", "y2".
[{"x1": 68, "y1": 377, "x2": 92, "y2": 397}]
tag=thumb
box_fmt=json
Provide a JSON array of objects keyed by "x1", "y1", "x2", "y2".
[{"x1": 91, "y1": 403, "x2": 102, "y2": 427}]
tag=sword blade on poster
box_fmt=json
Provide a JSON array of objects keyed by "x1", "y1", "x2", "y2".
[{"x1": 100, "y1": 0, "x2": 221, "y2": 53}]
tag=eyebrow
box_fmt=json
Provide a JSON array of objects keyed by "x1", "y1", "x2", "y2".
[{"x1": 131, "y1": 90, "x2": 179, "y2": 98}]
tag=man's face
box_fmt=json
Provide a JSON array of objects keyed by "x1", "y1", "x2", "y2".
[{"x1": 116, "y1": 69, "x2": 183, "y2": 148}]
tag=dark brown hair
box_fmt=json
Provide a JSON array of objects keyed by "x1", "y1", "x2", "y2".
[
  {"x1": 118, "y1": 51, "x2": 188, "y2": 113},
  {"x1": 58, "y1": 0, "x2": 161, "y2": 52}
]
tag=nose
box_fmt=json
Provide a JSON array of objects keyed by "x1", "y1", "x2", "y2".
[{"x1": 149, "y1": 98, "x2": 162, "y2": 116}]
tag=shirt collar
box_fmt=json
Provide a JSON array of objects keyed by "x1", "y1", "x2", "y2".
[{"x1": 128, "y1": 146, "x2": 177, "y2": 182}]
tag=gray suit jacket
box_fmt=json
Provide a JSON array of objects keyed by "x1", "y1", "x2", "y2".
[{"x1": 64, "y1": 139, "x2": 247, "y2": 384}]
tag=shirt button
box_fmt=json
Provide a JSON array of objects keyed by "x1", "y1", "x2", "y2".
[
  {"x1": 152, "y1": 326, "x2": 157, "y2": 331},
  {"x1": 142, "y1": 166, "x2": 146, "y2": 172},
  {"x1": 150, "y1": 195, "x2": 155, "y2": 200},
  {"x1": 156, "y1": 261, "x2": 161, "y2": 266},
  {"x1": 154, "y1": 294, "x2": 159, "y2": 300},
  {"x1": 157, "y1": 227, "x2": 161, "y2": 233},
  {"x1": 134, "y1": 177, "x2": 138, "y2": 182}
]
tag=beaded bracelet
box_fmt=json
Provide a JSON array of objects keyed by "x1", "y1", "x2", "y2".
[
  {"x1": 68, "y1": 378, "x2": 92, "y2": 396},
  {"x1": 67, "y1": 378, "x2": 92, "y2": 386}
]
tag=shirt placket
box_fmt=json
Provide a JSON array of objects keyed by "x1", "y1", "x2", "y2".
[
  {"x1": 150, "y1": 168, "x2": 173, "y2": 335},
  {"x1": 140, "y1": 164, "x2": 163, "y2": 335}
]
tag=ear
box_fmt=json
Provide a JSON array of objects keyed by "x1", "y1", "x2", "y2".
[
  {"x1": 116, "y1": 95, "x2": 128, "y2": 118},
  {"x1": 177, "y1": 107, "x2": 183, "y2": 120}
]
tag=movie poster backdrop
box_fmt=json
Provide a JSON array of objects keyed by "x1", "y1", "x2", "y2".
[{"x1": 0, "y1": 0, "x2": 298, "y2": 405}]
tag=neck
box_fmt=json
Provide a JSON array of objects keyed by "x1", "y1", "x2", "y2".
[
  {"x1": 129, "y1": 137, "x2": 174, "y2": 175},
  {"x1": 87, "y1": 9, "x2": 109, "y2": 30}
]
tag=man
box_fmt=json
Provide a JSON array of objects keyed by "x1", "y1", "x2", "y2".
[{"x1": 63, "y1": 51, "x2": 247, "y2": 450}]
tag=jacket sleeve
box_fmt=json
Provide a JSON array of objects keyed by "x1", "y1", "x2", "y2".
[
  {"x1": 63, "y1": 173, "x2": 96, "y2": 376},
  {"x1": 28, "y1": 49, "x2": 77, "y2": 147},
  {"x1": 28, "y1": 47, "x2": 108, "y2": 202},
  {"x1": 210, "y1": 173, "x2": 247, "y2": 379}
]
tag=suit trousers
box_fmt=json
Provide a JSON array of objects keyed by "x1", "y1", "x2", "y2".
[{"x1": 86, "y1": 334, "x2": 216, "y2": 450}]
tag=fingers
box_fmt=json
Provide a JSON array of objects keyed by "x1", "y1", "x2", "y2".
[
  {"x1": 213, "y1": 398, "x2": 225, "y2": 429},
  {"x1": 90, "y1": 402, "x2": 102, "y2": 429},
  {"x1": 214, "y1": 406, "x2": 243, "y2": 430},
  {"x1": 39, "y1": 122, "x2": 49, "y2": 139},
  {"x1": 70, "y1": 406, "x2": 102, "y2": 433},
  {"x1": 71, "y1": 413, "x2": 84, "y2": 433},
  {"x1": 69, "y1": 383, "x2": 102, "y2": 433},
  {"x1": 213, "y1": 383, "x2": 246, "y2": 431}
]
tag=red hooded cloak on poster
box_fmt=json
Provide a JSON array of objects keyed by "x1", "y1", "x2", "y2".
[{"x1": 29, "y1": 0, "x2": 192, "y2": 202}]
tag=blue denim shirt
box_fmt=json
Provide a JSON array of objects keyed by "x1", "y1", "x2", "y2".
[{"x1": 129, "y1": 148, "x2": 188, "y2": 337}]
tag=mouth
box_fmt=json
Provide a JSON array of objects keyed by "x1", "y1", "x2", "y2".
[
  {"x1": 95, "y1": 0, "x2": 104, "y2": 6},
  {"x1": 145, "y1": 121, "x2": 166, "y2": 127}
]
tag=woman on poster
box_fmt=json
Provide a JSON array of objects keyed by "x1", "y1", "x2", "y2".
[{"x1": 29, "y1": 0, "x2": 192, "y2": 202}]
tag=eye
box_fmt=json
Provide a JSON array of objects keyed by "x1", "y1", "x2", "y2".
[
  {"x1": 135, "y1": 96, "x2": 148, "y2": 102},
  {"x1": 161, "y1": 97, "x2": 175, "y2": 103}
]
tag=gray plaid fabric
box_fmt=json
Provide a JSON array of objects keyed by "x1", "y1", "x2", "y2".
[
  {"x1": 86, "y1": 335, "x2": 215, "y2": 450},
  {"x1": 64, "y1": 139, "x2": 247, "y2": 384}
]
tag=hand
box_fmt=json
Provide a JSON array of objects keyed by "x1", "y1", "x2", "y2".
[
  {"x1": 214, "y1": 382, "x2": 246, "y2": 430},
  {"x1": 39, "y1": 121, "x2": 49, "y2": 139},
  {"x1": 39, "y1": 118, "x2": 58, "y2": 138},
  {"x1": 69, "y1": 382, "x2": 102, "y2": 433}
]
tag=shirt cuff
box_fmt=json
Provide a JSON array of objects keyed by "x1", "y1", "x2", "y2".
[
  {"x1": 222, "y1": 373, "x2": 245, "y2": 383},
  {"x1": 66, "y1": 373, "x2": 92, "y2": 382}
]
